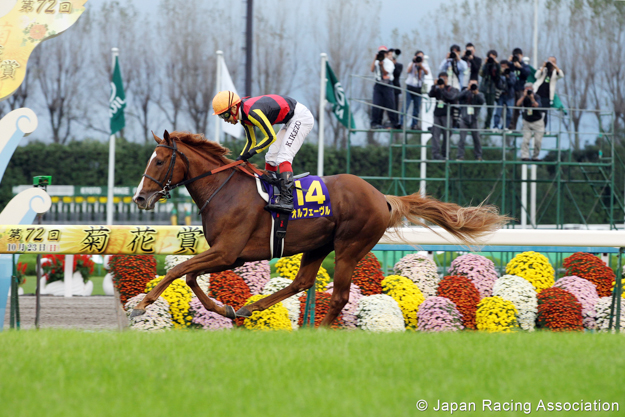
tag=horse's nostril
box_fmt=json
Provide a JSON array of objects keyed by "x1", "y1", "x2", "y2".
[{"x1": 134, "y1": 196, "x2": 145, "y2": 205}]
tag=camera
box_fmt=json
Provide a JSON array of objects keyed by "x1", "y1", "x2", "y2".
[
  {"x1": 546, "y1": 62, "x2": 554, "y2": 72},
  {"x1": 504, "y1": 68, "x2": 511, "y2": 75},
  {"x1": 487, "y1": 56, "x2": 495, "y2": 64},
  {"x1": 376, "y1": 50, "x2": 386, "y2": 61},
  {"x1": 526, "y1": 90, "x2": 533, "y2": 96},
  {"x1": 437, "y1": 78, "x2": 445, "y2": 86},
  {"x1": 449, "y1": 51, "x2": 457, "y2": 60},
  {"x1": 415, "y1": 56, "x2": 423, "y2": 63},
  {"x1": 470, "y1": 84, "x2": 478, "y2": 91},
  {"x1": 511, "y1": 55, "x2": 520, "y2": 63},
  {"x1": 465, "y1": 50, "x2": 472, "y2": 57}
]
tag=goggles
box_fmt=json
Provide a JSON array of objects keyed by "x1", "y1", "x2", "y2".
[{"x1": 218, "y1": 110, "x2": 231, "y2": 120}]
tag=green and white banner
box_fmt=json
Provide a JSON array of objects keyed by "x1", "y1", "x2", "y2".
[
  {"x1": 109, "y1": 56, "x2": 126, "y2": 135},
  {"x1": 325, "y1": 62, "x2": 355, "y2": 129}
]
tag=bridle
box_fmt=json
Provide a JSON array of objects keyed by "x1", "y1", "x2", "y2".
[{"x1": 142, "y1": 137, "x2": 264, "y2": 212}]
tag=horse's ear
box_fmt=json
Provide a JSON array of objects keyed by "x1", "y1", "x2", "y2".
[
  {"x1": 163, "y1": 130, "x2": 171, "y2": 145},
  {"x1": 151, "y1": 131, "x2": 161, "y2": 144}
]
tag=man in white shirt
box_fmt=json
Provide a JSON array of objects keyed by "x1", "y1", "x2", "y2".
[{"x1": 370, "y1": 46, "x2": 400, "y2": 129}]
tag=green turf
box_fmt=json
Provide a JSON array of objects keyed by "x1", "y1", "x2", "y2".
[{"x1": 0, "y1": 330, "x2": 623, "y2": 417}]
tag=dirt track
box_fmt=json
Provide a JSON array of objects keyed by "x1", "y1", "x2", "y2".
[{"x1": 3, "y1": 295, "x2": 122, "y2": 331}]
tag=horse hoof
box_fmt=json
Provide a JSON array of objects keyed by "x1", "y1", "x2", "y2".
[
  {"x1": 224, "y1": 305, "x2": 236, "y2": 320},
  {"x1": 236, "y1": 307, "x2": 252, "y2": 318},
  {"x1": 129, "y1": 309, "x2": 146, "y2": 319}
]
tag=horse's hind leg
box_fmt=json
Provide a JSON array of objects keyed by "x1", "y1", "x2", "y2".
[
  {"x1": 236, "y1": 246, "x2": 332, "y2": 317},
  {"x1": 185, "y1": 271, "x2": 230, "y2": 317}
]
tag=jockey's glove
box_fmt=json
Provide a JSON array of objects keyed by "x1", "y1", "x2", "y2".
[{"x1": 236, "y1": 150, "x2": 256, "y2": 161}]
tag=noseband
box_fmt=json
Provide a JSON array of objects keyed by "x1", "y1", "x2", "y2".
[{"x1": 142, "y1": 138, "x2": 190, "y2": 199}]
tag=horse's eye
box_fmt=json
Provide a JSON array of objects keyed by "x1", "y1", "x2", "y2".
[{"x1": 156, "y1": 160, "x2": 164, "y2": 166}]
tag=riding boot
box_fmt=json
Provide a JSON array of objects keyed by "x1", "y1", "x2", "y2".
[{"x1": 265, "y1": 171, "x2": 294, "y2": 213}]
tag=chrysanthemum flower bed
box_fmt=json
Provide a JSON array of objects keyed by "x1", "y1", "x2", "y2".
[
  {"x1": 297, "y1": 291, "x2": 344, "y2": 328},
  {"x1": 164, "y1": 254, "x2": 209, "y2": 294},
  {"x1": 146, "y1": 276, "x2": 194, "y2": 329},
  {"x1": 536, "y1": 287, "x2": 583, "y2": 331},
  {"x1": 594, "y1": 296, "x2": 625, "y2": 331},
  {"x1": 234, "y1": 260, "x2": 271, "y2": 295},
  {"x1": 125, "y1": 294, "x2": 173, "y2": 331},
  {"x1": 109, "y1": 255, "x2": 157, "y2": 304},
  {"x1": 506, "y1": 251, "x2": 554, "y2": 293},
  {"x1": 189, "y1": 297, "x2": 233, "y2": 330},
  {"x1": 563, "y1": 252, "x2": 615, "y2": 297},
  {"x1": 381, "y1": 275, "x2": 425, "y2": 330},
  {"x1": 350, "y1": 252, "x2": 385, "y2": 296},
  {"x1": 448, "y1": 254, "x2": 499, "y2": 298},
  {"x1": 393, "y1": 254, "x2": 439, "y2": 297},
  {"x1": 492, "y1": 274, "x2": 538, "y2": 331},
  {"x1": 276, "y1": 253, "x2": 331, "y2": 291},
  {"x1": 262, "y1": 278, "x2": 302, "y2": 329},
  {"x1": 243, "y1": 295, "x2": 292, "y2": 330},
  {"x1": 326, "y1": 282, "x2": 362, "y2": 329},
  {"x1": 476, "y1": 296, "x2": 519, "y2": 333},
  {"x1": 417, "y1": 296, "x2": 464, "y2": 332},
  {"x1": 356, "y1": 294, "x2": 405, "y2": 332},
  {"x1": 208, "y1": 270, "x2": 251, "y2": 313},
  {"x1": 436, "y1": 275, "x2": 481, "y2": 329},
  {"x1": 553, "y1": 276, "x2": 599, "y2": 329}
]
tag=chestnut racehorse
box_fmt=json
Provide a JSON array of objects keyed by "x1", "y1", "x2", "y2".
[{"x1": 131, "y1": 131, "x2": 508, "y2": 326}]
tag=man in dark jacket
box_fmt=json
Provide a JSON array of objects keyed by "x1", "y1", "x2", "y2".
[
  {"x1": 508, "y1": 47, "x2": 531, "y2": 130},
  {"x1": 456, "y1": 81, "x2": 485, "y2": 160},
  {"x1": 479, "y1": 50, "x2": 501, "y2": 130},
  {"x1": 428, "y1": 72, "x2": 459, "y2": 160},
  {"x1": 462, "y1": 43, "x2": 482, "y2": 86},
  {"x1": 493, "y1": 60, "x2": 517, "y2": 130}
]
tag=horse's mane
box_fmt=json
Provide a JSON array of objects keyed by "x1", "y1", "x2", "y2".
[{"x1": 169, "y1": 131, "x2": 234, "y2": 163}]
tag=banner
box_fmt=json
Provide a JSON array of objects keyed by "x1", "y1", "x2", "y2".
[
  {"x1": 0, "y1": 225, "x2": 210, "y2": 255},
  {"x1": 325, "y1": 62, "x2": 355, "y2": 129},
  {"x1": 109, "y1": 56, "x2": 126, "y2": 135},
  {"x1": 219, "y1": 58, "x2": 243, "y2": 138}
]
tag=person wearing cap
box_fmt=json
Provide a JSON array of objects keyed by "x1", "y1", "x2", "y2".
[
  {"x1": 212, "y1": 91, "x2": 314, "y2": 213},
  {"x1": 428, "y1": 72, "x2": 459, "y2": 160},
  {"x1": 516, "y1": 82, "x2": 544, "y2": 161},
  {"x1": 370, "y1": 46, "x2": 399, "y2": 129}
]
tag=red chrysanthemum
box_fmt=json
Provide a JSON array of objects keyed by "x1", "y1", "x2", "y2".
[
  {"x1": 298, "y1": 292, "x2": 344, "y2": 328},
  {"x1": 537, "y1": 287, "x2": 583, "y2": 331},
  {"x1": 109, "y1": 255, "x2": 157, "y2": 304},
  {"x1": 436, "y1": 275, "x2": 481, "y2": 329},
  {"x1": 349, "y1": 252, "x2": 384, "y2": 296},
  {"x1": 209, "y1": 270, "x2": 251, "y2": 325},
  {"x1": 563, "y1": 252, "x2": 615, "y2": 297}
]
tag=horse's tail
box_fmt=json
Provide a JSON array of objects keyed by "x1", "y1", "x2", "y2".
[{"x1": 385, "y1": 193, "x2": 510, "y2": 246}]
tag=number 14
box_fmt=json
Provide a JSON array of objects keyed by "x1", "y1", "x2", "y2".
[{"x1": 294, "y1": 180, "x2": 326, "y2": 205}]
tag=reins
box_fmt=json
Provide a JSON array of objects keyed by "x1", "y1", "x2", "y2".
[{"x1": 142, "y1": 138, "x2": 265, "y2": 213}]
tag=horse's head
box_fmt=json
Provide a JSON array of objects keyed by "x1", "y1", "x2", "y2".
[{"x1": 133, "y1": 130, "x2": 189, "y2": 210}]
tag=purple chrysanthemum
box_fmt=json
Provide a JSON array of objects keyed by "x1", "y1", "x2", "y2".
[
  {"x1": 233, "y1": 261, "x2": 271, "y2": 295},
  {"x1": 417, "y1": 296, "x2": 464, "y2": 332},
  {"x1": 448, "y1": 254, "x2": 498, "y2": 298},
  {"x1": 189, "y1": 297, "x2": 233, "y2": 330},
  {"x1": 553, "y1": 275, "x2": 600, "y2": 329},
  {"x1": 326, "y1": 282, "x2": 363, "y2": 329}
]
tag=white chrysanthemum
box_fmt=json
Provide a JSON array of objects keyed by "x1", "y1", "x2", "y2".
[
  {"x1": 594, "y1": 297, "x2": 625, "y2": 332},
  {"x1": 125, "y1": 293, "x2": 173, "y2": 331},
  {"x1": 492, "y1": 274, "x2": 537, "y2": 331},
  {"x1": 164, "y1": 254, "x2": 209, "y2": 294},
  {"x1": 393, "y1": 254, "x2": 440, "y2": 297},
  {"x1": 262, "y1": 277, "x2": 304, "y2": 330},
  {"x1": 357, "y1": 294, "x2": 405, "y2": 332}
]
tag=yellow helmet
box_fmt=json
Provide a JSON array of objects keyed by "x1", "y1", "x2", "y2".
[{"x1": 212, "y1": 91, "x2": 241, "y2": 115}]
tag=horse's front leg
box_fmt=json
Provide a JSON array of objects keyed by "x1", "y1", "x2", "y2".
[
  {"x1": 184, "y1": 270, "x2": 235, "y2": 319},
  {"x1": 130, "y1": 245, "x2": 243, "y2": 319}
]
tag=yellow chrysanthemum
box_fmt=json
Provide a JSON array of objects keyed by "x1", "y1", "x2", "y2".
[
  {"x1": 476, "y1": 296, "x2": 519, "y2": 333},
  {"x1": 275, "y1": 253, "x2": 331, "y2": 291},
  {"x1": 243, "y1": 294, "x2": 292, "y2": 330},
  {"x1": 146, "y1": 276, "x2": 193, "y2": 329},
  {"x1": 612, "y1": 279, "x2": 625, "y2": 298},
  {"x1": 381, "y1": 275, "x2": 425, "y2": 330},
  {"x1": 505, "y1": 251, "x2": 554, "y2": 293}
]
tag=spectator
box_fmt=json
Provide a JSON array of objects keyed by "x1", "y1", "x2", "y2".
[
  {"x1": 479, "y1": 50, "x2": 501, "y2": 130},
  {"x1": 507, "y1": 47, "x2": 531, "y2": 130},
  {"x1": 390, "y1": 49, "x2": 403, "y2": 115},
  {"x1": 516, "y1": 82, "x2": 544, "y2": 161},
  {"x1": 439, "y1": 44, "x2": 468, "y2": 90},
  {"x1": 462, "y1": 43, "x2": 482, "y2": 88},
  {"x1": 534, "y1": 56, "x2": 564, "y2": 129},
  {"x1": 428, "y1": 72, "x2": 459, "y2": 160},
  {"x1": 456, "y1": 80, "x2": 485, "y2": 161},
  {"x1": 493, "y1": 60, "x2": 517, "y2": 130},
  {"x1": 370, "y1": 46, "x2": 399, "y2": 129},
  {"x1": 403, "y1": 50, "x2": 429, "y2": 130}
]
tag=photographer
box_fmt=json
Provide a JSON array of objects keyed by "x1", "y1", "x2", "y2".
[
  {"x1": 479, "y1": 50, "x2": 501, "y2": 130},
  {"x1": 428, "y1": 72, "x2": 459, "y2": 160},
  {"x1": 439, "y1": 44, "x2": 468, "y2": 90},
  {"x1": 516, "y1": 83, "x2": 544, "y2": 161},
  {"x1": 533, "y1": 56, "x2": 564, "y2": 128},
  {"x1": 404, "y1": 50, "x2": 429, "y2": 130},
  {"x1": 370, "y1": 46, "x2": 399, "y2": 129},
  {"x1": 493, "y1": 60, "x2": 517, "y2": 130},
  {"x1": 507, "y1": 47, "x2": 531, "y2": 130},
  {"x1": 390, "y1": 49, "x2": 403, "y2": 114},
  {"x1": 456, "y1": 81, "x2": 485, "y2": 161},
  {"x1": 461, "y1": 43, "x2": 482, "y2": 87}
]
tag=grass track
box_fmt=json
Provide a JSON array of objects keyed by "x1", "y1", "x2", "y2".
[{"x1": 0, "y1": 330, "x2": 623, "y2": 417}]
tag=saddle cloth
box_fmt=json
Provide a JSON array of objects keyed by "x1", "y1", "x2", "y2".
[{"x1": 255, "y1": 173, "x2": 332, "y2": 258}]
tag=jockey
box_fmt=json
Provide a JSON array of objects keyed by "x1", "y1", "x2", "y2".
[{"x1": 212, "y1": 91, "x2": 314, "y2": 213}]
